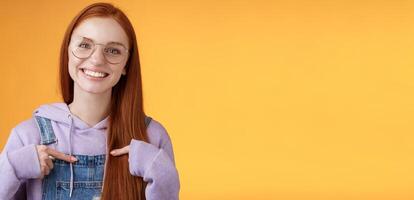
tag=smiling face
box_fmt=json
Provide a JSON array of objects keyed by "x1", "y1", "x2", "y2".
[{"x1": 68, "y1": 17, "x2": 130, "y2": 95}]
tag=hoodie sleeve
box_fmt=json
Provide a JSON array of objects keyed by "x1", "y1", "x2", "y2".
[
  {"x1": 128, "y1": 122, "x2": 180, "y2": 200},
  {"x1": 0, "y1": 128, "x2": 41, "y2": 199}
]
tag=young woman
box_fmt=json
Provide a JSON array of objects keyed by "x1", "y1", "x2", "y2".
[{"x1": 0, "y1": 3, "x2": 179, "y2": 200}]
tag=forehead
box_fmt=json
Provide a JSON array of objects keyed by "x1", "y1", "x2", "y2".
[{"x1": 71, "y1": 17, "x2": 129, "y2": 47}]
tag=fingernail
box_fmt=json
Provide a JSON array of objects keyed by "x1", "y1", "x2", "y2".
[{"x1": 71, "y1": 156, "x2": 78, "y2": 161}]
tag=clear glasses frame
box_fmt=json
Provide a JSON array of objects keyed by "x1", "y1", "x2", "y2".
[{"x1": 70, "y1": 37, "x2": 129, "y2": 64}]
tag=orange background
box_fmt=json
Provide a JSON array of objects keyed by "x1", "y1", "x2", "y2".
[{"x1": 1, "y1": 0, "x2": 414, "y2": 199}]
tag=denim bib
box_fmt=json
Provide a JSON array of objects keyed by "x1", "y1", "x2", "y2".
[{"x1": 34, "y1": 115, "x2": 152, "y2": 200}]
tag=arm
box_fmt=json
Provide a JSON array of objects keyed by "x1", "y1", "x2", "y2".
[
  {"x1": 128, "y1": 125, "x2": 180, "y2": 200},
  {"x1": 0, "y1": 128, "x2": 41, "y2": 199}
]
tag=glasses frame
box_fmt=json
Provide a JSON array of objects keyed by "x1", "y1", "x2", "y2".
[{"x1": 70, "y1": 37, "x2": 130, "y2": 64}]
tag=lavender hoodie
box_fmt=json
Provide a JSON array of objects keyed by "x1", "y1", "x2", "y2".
[{"x1": 0, "y1": 103, "x2": 180, "y2": 200}]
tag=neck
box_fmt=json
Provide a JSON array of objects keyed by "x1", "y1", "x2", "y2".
[{"x1": 68, "y1": 86, "x2": 112, "y2": 127}]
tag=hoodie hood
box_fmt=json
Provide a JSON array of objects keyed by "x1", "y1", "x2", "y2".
[{"x1": 33, "y1": 103, "x2": 109, "y2": 130}]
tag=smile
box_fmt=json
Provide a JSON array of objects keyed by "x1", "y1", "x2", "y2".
[{"x1": 81, "y1": 68, "x2": 109, "y2": 78}]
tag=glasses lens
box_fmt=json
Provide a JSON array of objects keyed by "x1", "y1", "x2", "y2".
[
  {"x1": 72, "y1": 38, "x2": 94, "y2": 59},
  {"x1": 103, "y1": 44, "x2": 128, "y2": 64},
  {"x1": 71, "y1": 37, "x2": 128, "y2": 64}
]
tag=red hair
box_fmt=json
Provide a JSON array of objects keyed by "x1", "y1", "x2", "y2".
[{"x1": 60, "y1": 3, "x2": 147, "y2": 199}]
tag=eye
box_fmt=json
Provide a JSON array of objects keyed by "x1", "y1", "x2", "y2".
[
  {"x1": 105, "y1": 47, "x2": 121, "y2": 55},
  {"x1": 78, "y1": 42, "x2": 91, "y2": 49}
]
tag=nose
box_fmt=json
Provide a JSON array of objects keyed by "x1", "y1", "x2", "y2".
[{"x1": 89, "y1": 45, "x2": 106, "y2": 66}]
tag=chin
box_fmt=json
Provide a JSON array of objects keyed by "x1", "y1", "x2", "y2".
[{"x1": 78, "y1": 84, "x2": 112, "y2": 95}]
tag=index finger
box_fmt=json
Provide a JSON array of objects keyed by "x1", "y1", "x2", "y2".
[
  {"x1": 46, "y1": 148, "x2": 77, "y2": 163},
  {"x1": 110, "y1": 145, "x2": 130, "y2": 156}
]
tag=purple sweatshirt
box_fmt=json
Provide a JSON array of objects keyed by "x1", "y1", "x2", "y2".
[{"x1": 0, "y1": 103, "x2": 180, "y2": 200}]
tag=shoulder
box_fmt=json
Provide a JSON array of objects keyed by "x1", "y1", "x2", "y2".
[
  {"x1": 12, "y1": 118, "x2": 41, "y2": 145},
  {"x1": 3, "y1": 118, "x2": 40, "y2": 151},
  {"x1": 146, "y1": 118, "x2": 172, "y2": 149}
]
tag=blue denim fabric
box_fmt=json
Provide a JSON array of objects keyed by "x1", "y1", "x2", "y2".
[
  {"x1": 41, "y1": 154, "x2": 105, "y2": 200},
  {"x1": 35, "y1": 116, "x2": 104, "y2": 200},
  {"x1": 35, "y1": 116, "x2": 57, "y2": 145},
  {"x1": 35, "y1": 115, "x2": 152, "y2": 200}
]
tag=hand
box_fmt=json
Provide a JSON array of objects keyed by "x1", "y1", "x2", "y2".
[
  {"x1": 36, "y1": 145, "x2": 78, "y2": 179},
  {"x1": 110, "y1": 145, "x2": 130, "y2": 156}
]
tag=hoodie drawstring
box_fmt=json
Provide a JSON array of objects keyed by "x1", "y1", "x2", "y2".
[{"x1": 68, "y1": 114, "x2": 74, "y2": 197}]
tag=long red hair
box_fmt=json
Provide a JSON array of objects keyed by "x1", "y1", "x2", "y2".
[{"x1": 59, "y1": 3, "x2": 147, "y2": 199}]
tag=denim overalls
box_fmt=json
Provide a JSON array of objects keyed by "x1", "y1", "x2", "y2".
[{"x1": 35, "y1": 115, "x2": 152, "y2": 200}]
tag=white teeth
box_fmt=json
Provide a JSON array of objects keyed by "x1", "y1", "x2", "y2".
[{"x1": 83, "y1": 69, "x2": 107, "y2": 78}]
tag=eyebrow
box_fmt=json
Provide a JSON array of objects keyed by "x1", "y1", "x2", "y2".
[{"x1": 81, "y1": 36, "x2": 128, "y2": 49}]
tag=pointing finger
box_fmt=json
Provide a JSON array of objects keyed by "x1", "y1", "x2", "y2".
[
  {"x1": 46, "y1": 148, "x2": 77, "y2": 162},
  {"x1": 110, "y1": 145, "x2": 130, "y2": 156}
]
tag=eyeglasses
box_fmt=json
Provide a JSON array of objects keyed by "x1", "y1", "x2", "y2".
[{"x1": 70, "y1": 37, "x2": 129, "y2": 64}]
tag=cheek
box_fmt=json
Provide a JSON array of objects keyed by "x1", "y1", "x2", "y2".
[
  {"x1": 68, "y1": 52, "x2": 77, "y2": 65},
  {"x1": 68, "y1": 52, "x2": 84, "y2": 68},
  {"x1": 112, "y1": 62, "x2": 127, "y2": 75},
  {"x1": 67, "y1": 55, "x2": 82, "y2": 78},
  {"x1": 119, "y1": 60, "x2": 128, "y2": 74}
]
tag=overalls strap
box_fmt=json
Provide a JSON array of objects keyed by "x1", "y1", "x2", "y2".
[
  {"x1": 34, "y1": 116, "x2": 57, "y2": 145},
  {"x1": 145, "y1": 116, "x2": 152, "y2": 127}
]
